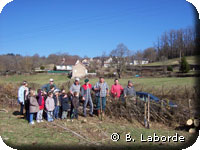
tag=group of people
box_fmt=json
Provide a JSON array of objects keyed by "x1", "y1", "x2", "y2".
[{"x1": 17, "y1": 77, "x2": 136, "y2": 125}]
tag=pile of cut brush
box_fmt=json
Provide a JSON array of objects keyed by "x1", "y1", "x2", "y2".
[{"x1": 105, "y1": 96, "x2": 191, "y2": 128}]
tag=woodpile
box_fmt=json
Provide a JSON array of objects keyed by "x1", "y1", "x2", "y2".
[
  {"x1": 186, "y1": 118, "x2": 200, "y2": 133},
  {"x1": 105, "y1": 96, "x2": 190, "y2": 128}
]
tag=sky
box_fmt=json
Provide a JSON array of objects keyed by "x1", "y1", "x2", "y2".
[{"x1": 0, "y1": 0, "x2": 196, "y2": 58}]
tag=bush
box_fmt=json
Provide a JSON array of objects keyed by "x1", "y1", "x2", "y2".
[
  {"x1": 179, "y1": 56, "x2": 190, "y2": 73},
  {"x1": 40, "y1": 66, "x2": 45, "y2": 70},
  {"x1": 53, "y1": 65, "x2": 57, "y2": 71},
  {"x1": 167, "y1": 66, "x2": 173, "y2": 72}
]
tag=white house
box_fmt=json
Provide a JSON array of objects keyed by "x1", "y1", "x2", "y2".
[{"x1": 130, "y1": 59, "x2": 149, "y2": 65}]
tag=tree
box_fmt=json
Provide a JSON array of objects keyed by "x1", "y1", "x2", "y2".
[
  {"x1": 143, "y1": 47, "x2": 157, "y2": 62},
  {"x1": 110, "y1": 43, "x2": 129, "y2": 78},
  {"x1": 179, "y1": 56, "x2": 190, "y2": 73},
  {"x1": 40, "y1": 66, "x2": 45, "y2": 70}
]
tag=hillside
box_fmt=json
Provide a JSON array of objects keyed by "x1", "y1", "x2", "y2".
[{"x1": 144, "y1": 56, "x2": 198, "y2": 66}]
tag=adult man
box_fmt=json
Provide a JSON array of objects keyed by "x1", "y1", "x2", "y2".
[
  {"x1": 94, "y1": 77, "x2": 109, "y2": 118},
  {"x1": 17, "y1": 81, "x2": 28, "y2": 116},
  {"x1": 111, "y1": 78, "x2": 123, "y2": 99},
  {"x1": 124, "y1": 80, "x2": 136, "y2": 104},
  {"x1": 41, "y1": 78, "x2": 57, "y2": 93},
  {"x1": 69, "y1": 77, "x2": 81, "y2": 118},
  {"x1": 81, "y1": 79, "x2": 93, "y2": 117},
  {"x1": 69, "y1": 77, "x2": 81, "y2": 95}
]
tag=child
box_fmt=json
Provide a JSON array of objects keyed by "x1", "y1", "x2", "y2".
[
  {"x1": 36, "y1": 89, "x2": 45, "y2": 123},
  {"x1": 53, "y1": 89, "x2": 61, "y2": 119},
  {"x1": 71, "y1": 92, "x2": 79, "y2": 120},
  {"x1": 45, "y1": 92, "x2": 55, "y2": 122},
  {"x1": 60, "y1": 90, "x2": 70, "y2": 120},
  {"x1": 29, "y1": 90, "x2": 39, "y2": 125}
]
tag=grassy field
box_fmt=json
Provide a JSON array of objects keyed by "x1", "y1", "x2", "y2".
[
  {"x1": 144, "y1": 56, "x2": 198, "y2": 66},
  {"x1": 0, "y1": 74, "x2": 198, "y2": 149},
  {"x1": 0, "y1": 108, "x2": 195, "y2": 150},
  {"x1": 0, "y1": 74, "x2": 197, "y2": 88}
]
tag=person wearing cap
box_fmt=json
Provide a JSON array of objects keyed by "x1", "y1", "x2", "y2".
[
  {"x1": 53, "y1": 89, "x2": 61, "y2": 119},
  {"x1": 94, "y1": 77, "x2": 109, "y2": 118},
  {"x1": 69, "y1": 77, "x2": 81, "y2": 118},
  {"x1": 41, "y1": 78, "x2": 57, "y2": 93},
  {"x1": 17, "y1": 81, "x2": 28, "y2": 116},
  {"x1": 111, "y1": 78, "x2": 123, "y2": 99},
  {"x1": 69, "y1": 77, "x2": 81, "y2": 95},
  {"x1": 124, "y1": 80, "x2": 136, "y2": 104},
  {"x1": 81, "y1": 79, "x2": 93, "y2": 117}
]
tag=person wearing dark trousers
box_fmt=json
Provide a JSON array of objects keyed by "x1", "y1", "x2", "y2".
[
  {"x1": 71, "y1": 92, "x2": 79, "y2": 120},
  {"x1": 94, "y1": 77, "x2": 109, "y2": 118},
  {"x1": 17, "y1": 81, "x2": 28, "y2": 116},
  {"x1": 24, "y1": 87, "x2": 30, "y2": 121},
  {"x1": 53, "y1": 89, "x2": 61, "y2": 119},
  {"x1": 81, "y1": 79, "x2": 93, "y2": 117}
]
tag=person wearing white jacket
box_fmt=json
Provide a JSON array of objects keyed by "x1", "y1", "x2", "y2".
[{"x1": 17, "y1": 81, "x2": 28, "y2": 116}]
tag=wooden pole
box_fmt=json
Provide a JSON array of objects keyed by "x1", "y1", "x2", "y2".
[
  {"x1": 188, "y1": 99, "x2": 191, "y2": 118},
  {"x1": 100, "y1": 85, "x2": 103, "y2": 121},
  {"x1": 144, "y1": 95, "x2": 147, "y2": 128},
  {"x1": 147, "y1": 94, "x2": 150, "y2": 129}
]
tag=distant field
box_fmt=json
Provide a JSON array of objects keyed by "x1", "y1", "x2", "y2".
[
  {"x1": 0, "y1": 74, "x2": 197, "y2": 89},
  {"x1": 144, "y1": 56, "x2": 198, "y2": 66}
]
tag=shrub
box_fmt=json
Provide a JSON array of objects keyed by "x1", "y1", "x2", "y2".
[
  {"x1": 40, "y1": 66, "x2": 45, "y2": 70},
  {"x1": 167, "y1": 66, "x2": 173, "y2": 72},
  {"x1": 179, "y1": 56, "x2": 190, "y2": 73}
]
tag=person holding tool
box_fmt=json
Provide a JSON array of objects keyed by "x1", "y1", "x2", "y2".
[{"x1": 94, "y1": 77, "x2": 109, "y2": 120}]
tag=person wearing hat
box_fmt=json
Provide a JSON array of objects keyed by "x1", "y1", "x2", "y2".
[
  {"x1": 81, "y1": 79, "x2": 93, "y2": 117},
  {"x1": 17, "y1": 81, "x2": 28, "y2": 116},
  {"x1": 69, "y1": 77, "x2": 81, "y2": 95},
  {"x1": 69, "y1": 77, "x2": 81, "y2": 118},
  {"x1": 124, "y1": 80, "x2": 136, "y2": 104},
  {"x1": 53, "y1": 89, "x2": 61, "y2": 119},
  {"x1": 41, "y1": 78, "x2": 57, "y2": 93}
]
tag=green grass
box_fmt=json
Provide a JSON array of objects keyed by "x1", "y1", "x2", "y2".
[
  {"x1": 0, "y1": 110, "x2": 194, "y2": 149},
  {"x1": 144, "y1": 56, "x2": 199, "y2": 66},
  {"x1": 0, "y1": 74, "x2": 198, "y2": 149},
  {"x1": 0, "y1": 74, "x2": 197, "y2": 89}
]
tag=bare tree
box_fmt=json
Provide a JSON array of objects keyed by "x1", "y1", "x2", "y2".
[{"x1": 110, "y1": 43, "x2": 129, "y2": 78}]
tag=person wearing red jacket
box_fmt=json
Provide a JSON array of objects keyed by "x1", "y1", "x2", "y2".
[
  {"x1": 111, "y1": 78, "x2": 123, "y2": 99},
  {"x1": 36, "y1": 89, "x2": 45, "y2": 123}
]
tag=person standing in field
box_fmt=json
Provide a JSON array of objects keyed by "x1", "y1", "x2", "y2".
[
  {"x1": 17, "y1": 81, "x2": 28, "y2": 116},
  {"x1": 111, "y1": 78, "x2": 123, "y2": 99},
  {"x1": 36, "y1": 89, "x2": 45, "y2": 123},
  {"x1": 60, "y1": 90, "x2": 70, "y2": 120},
  {"x1": 124, "y1": 80, "x2": 137, "y2": 104},
  {"x1": 71, "y1": 91, "x2": 80, "y2": 120},
  {"x1": 42, "y1": 78, "x2": 57, "y2": 93},
  {"x1": 69, "y1": 77, "x2": 81, "y2": 117},
  {"x1": 45, "y1": 92, "x2": 55, "y2": 122},
  {"x1": 94, "y1": 77, "x2": 109, "y2": 118},
  {"x1": 69, "y1": 77, "x2": 81, "y2": 95},
  {"x1": 53, "y1": 89, "x2": 61, "y2": 119},
  {"x1": 29, "y1": 90, "x2": 39, "y2": 125},
  {"x1": 81, "y1": 79, "x2": 93, "y2": 117},
  {"x1": 24, "y1": 86, "x2": 30, "y2": 120}
]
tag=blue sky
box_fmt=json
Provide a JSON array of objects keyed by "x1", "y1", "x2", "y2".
[{"x1": 0, "y1": 0, "x2": 195, "y2": 57}]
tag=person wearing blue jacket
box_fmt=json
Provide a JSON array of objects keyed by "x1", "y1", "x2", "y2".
[{"x1": 17, "y1": 81, "x2": 28, "y2": 116}]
